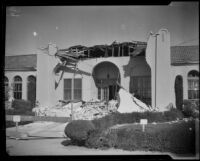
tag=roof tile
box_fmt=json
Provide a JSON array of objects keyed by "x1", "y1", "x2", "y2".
[
  {"x1": 170, "y1": 46, "x2": 199, "y2": 64},
  {"x1": 5, "y1": 54, "x2": 37, "y2": 70}
]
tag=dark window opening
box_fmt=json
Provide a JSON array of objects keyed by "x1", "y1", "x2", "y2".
[
  {"x1": 130, "y1": 76, "x2": 151, "y2": 105},
  {"x1": 188, "y1": 70, "x2": 199, "y2": 100},
  {"x1": 13, "y1": 76, "x2": 22, "y2": 99}
]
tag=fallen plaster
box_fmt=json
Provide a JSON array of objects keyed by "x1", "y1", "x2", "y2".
[{"x1": 117, "y1": 88, "x2": 150, "y2": 113}]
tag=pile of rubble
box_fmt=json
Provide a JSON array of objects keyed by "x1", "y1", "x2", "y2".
[
  {"x1": 32, "y1": 99, "x2": 118, "y2": 120},
  {"x1": 32, "y1": 87, "x2": 158, "y2": 120},
  {"x1": 73, "y1": 99, "x2": 118, "y2": 120}
]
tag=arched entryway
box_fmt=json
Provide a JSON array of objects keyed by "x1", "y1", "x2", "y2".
[
  {"x1": 27, "y1": 75, "x2": 36, "y2": 107},
  {"x1": 92, "y1": 61, "x2": 120, "y2": 101}
]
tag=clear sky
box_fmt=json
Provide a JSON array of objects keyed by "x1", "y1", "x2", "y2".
[{"x1": 5, "y1": 3, "x2": 199, "y2": 56}]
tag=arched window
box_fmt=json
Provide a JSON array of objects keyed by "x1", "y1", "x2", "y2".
[
  {"x1": 4, "y1": 76, "x2": 9, "y2": 101},
  {"x1": 13, "y1": 76, "x2": 22, "y2": 99},
  {"x1": 188, "y1": 70, "x2": 199, "y2": 100},
  {"x1": 4, "y1": 76, "x2": 9, "y2": 87}
]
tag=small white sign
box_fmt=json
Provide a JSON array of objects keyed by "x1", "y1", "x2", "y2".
[
  {"x1": 13, "y1": 115, "x2": 21, "y2": 122},
  {"x1": 140, "y1": 119, "x2": 148, "y2": 125}
]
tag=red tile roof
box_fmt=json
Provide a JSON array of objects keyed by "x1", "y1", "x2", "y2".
[
  {"x1": 5, "y1": 54, "x2": 37, "y2": 71},
  {"x1": 170, "y1": 45, "x2": 199, "y2": 65}
]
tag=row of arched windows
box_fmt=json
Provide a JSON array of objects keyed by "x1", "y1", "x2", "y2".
[{"x1": 4, "y1": 75, "x2": 36, "y2": 100}]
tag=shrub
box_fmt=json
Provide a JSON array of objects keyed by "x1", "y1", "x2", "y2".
[
  {"x1": 6, "y1": 99, "x2": 34, "y2": 116},
  {"x1": 163, "y1": 108, "x2": 184, "y2": 121},
  {"x1": 92, "y1": 109, "x2": 184, "y2": 131},
  {"x1": 182, "y1": 100, "x2": 199, "y2": 118},
  {"x1": 12, "y1": 99, "x2": 32, "y2": 112},
  {"x1": 86, "y1": 120, "x2": 195, "y2": 154},
  {"x1": 5, "y1": 101, "x2": 12, "y2": 110},
  {"x1": 64, "y1": 120, "x2": 95, "y2": 145},
  {"x1": 85, "y1": 130, "x2": 111, "y2": 149}
]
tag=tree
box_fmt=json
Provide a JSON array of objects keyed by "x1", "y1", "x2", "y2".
[{"x1": 174, "y1": 75, "x2": 183, "y2": 111}]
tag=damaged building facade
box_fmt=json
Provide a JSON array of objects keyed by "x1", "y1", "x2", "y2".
[{"x1": 5, "y1": 29, "x2": 199, "y2": 111}]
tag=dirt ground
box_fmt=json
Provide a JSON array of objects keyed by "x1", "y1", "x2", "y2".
[
  {"x1": 5, "y1": 138, "x2": 171, "y2": 156},
  {"x1": 6, "y1": 137, "x2": 198, "y2": 160}
]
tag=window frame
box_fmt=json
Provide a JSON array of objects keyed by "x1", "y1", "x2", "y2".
[
  {"x1": 63, "y1": 78, "x2": 82, "y2": 101},
  {"x1": 130, "y1": 76, "x2": 151, "y2": 105},
  {"x1": 188, "y1": 70, "x2": 199, "y2": 100},
  {"x1": 13, "y1": 76, "x2": 22, "y2": 99}
]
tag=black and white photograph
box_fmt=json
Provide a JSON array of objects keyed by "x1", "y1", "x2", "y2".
[{"x1": 4, "y1": 2, "x2": 199, "y2": 159}]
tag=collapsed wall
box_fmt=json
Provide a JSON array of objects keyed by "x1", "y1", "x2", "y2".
[{"x1": 117, "y1": 88, "x2": 151, "y2": 113}]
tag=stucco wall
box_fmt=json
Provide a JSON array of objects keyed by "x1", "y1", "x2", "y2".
[
  {"x1": 36, "y1": 44, "x2": 151, "y2": 107},
  {"x1": 55, "y1": 57, "x2": 131, "y2": 102},
  {"x1": 36, "y1": 44, "x2": 58, "y2": 107},
  {"x1": 5, "y1": 71, "x2": 36, "y2": 100},
  {"x1": 37, "y1": 39, "x2": 199, "y2": 110},
  {"x1": 146, "y1": 29, "x2": 174, "y2": 110}
]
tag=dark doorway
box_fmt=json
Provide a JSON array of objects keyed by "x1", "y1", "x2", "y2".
[
  {"x1": 109, "y1": 85, "x2": 114, "y2": 100},
  {"x1": 109, "y1": 85, "x2": 119, "y2": 100}
]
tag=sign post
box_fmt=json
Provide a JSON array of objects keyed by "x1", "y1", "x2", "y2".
[
  {"x1": 13, "y1": 115, "x2": 21, "y2": 132},
  {"x1": 140, "y1": 119, "x2": 148, "y2": 132}
]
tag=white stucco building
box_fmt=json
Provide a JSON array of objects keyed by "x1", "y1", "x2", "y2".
[{"x1": 5, "y1": 29, "x2": 199, "y2": 111}]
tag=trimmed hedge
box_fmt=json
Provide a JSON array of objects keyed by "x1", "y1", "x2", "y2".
[
  {"x1": 64, "y1": 120, "x2": 95, "y2": 145},
  {"x1": 92, "y1": 109, "x2": 184, "y2": 131},
  {"x1": 86, "y1": 120, "x2": 196, "y2": 154}
]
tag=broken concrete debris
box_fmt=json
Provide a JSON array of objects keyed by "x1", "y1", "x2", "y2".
[
  {"x1": 32, "y1": 87, "x2": 158, "y2": 120},
  {"x1": 32, "y1": 99, "x2": 118, "y2": 120}
]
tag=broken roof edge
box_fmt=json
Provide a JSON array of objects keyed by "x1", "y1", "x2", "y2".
[{"x1": 59, "y1": 40, "x2": 147, "y2": 51}]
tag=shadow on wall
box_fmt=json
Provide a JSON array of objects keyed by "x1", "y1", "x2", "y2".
[
  {"x1": 123, "y1": 53, "x2": 150, "y2": 78},
  {"x1": 122, "y1": 55, "x2": 152, "y2": 105}
]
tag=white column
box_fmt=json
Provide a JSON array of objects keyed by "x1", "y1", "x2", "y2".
[
  {"x1": 183, "y1": 71, "x2": 188, "y2": 100},
  {"x1": 22, "y1": 75, "x2": 27, "y2": 100},
  {"x1": 112, "y1": 46, "x2": 114, "y2": 57}
]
